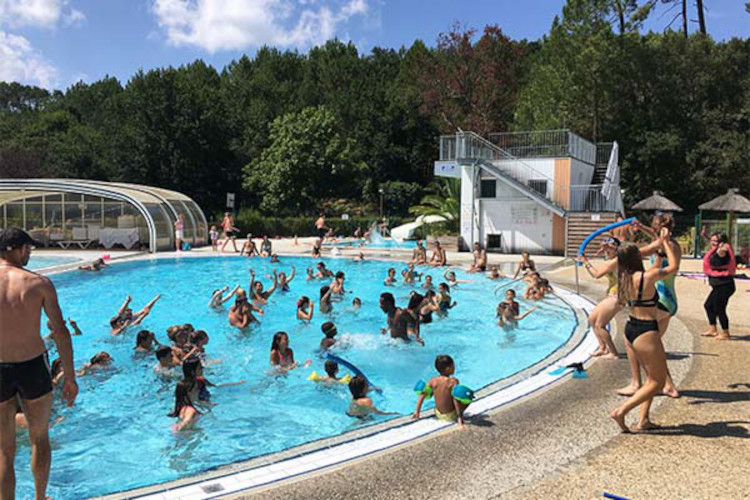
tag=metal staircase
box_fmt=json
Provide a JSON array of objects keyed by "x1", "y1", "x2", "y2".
[{"x1": 444, "y1": 131, "x2": 567, "y2": 215}]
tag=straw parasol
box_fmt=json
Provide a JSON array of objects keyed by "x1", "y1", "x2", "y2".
[
  {"x1": 631, "y1": 190, "x2": 683, "y2": 212},
  {"x1": 698, "y1": 188, "x2": 750, "y2": 246}
]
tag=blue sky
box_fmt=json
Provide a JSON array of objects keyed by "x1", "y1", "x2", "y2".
[{"x1": 0, "y1": 0, "x2": 747, "y2": 90}]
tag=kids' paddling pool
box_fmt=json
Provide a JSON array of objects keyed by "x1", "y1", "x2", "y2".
[{"x1": 19, "y1": 256, "x2": 580, "y2": 499}]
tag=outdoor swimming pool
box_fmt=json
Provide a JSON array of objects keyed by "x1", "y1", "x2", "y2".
[
  {"x1": 26, "y1": 255, "x2": 81, "y2": 270},
  {"x1": 325, "y1": 238, "x2": 415, "y2": 249},
  {"x1": 18, "y1": 256, "x2": 578, "y2": 499}
]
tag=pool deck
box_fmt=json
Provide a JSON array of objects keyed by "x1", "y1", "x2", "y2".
[{"x1": 39, "y1": 239, "x2": 750, "y2": 499}]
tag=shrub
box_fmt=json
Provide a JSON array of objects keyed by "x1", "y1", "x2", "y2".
[{"x1": 228, "y1": 209, "x2": 406, "y2": 237}]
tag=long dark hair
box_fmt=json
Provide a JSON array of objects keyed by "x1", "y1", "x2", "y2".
[
  {"x1": 617, "y1": 243, "x2": 645, "y2": 306},
  {"x1": 271, "y1": 331, "x2": 288, "y2": 351},
  {"x1": 407, "y1": 292, "x2": 424, "y2": 310},
  {"x1": 182, "y1": 358, "x2": 201, "y2": 381},
  {"x1": 168, "y1": 380, "x2": 198, "y2": 417}
]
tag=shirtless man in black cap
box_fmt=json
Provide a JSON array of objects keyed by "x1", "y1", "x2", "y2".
[{"x1": 0, "y1": 228, "x2": 78, "y2": 500}]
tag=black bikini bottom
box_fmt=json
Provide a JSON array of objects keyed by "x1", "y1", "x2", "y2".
[{"x1": 625, "y1": 317, "x2": 659, "y2": 344}]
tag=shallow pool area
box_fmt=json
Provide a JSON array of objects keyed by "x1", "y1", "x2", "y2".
[
  {"x1": 18, "y1": 255, "x2": 579, "y2": 499},
  {"x1": 26, "y1": 255, "x2": 81, "y2": 270}
]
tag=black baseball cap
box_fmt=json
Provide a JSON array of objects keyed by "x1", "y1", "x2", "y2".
[{"x1": 0, "y1": 228, "x2": 38, "y2": 251}]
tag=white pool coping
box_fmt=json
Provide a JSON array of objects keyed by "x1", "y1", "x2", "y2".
[{"x1": 78, "y1": 252, "x2": 600, "y2": 500}]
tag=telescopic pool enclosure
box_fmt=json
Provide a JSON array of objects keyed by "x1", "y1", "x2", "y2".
[{"x1": 0, "y1": 179, "x2": 208, "y2": 252}]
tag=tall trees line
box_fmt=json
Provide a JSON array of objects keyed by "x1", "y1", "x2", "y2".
[{"x1": 0, "y1": 1, "x2": 748, "y2": 215}]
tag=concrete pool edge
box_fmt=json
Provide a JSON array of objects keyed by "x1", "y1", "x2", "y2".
[{"x1": 82, "y1": 260, "x2": 600, "y2": 500}]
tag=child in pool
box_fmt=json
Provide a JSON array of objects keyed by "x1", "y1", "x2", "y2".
[
  {"x1": 297, "y1": 296, "x2": 314, "y2": 321},
  {"x1": 278, "y1": 266, "x2": 296, "y2": 291},
  {"x1": 135, "y1": 330, "x2": 160, "y2": 352},
  {"x1": 351, "y1": 297, "x2": 361, "y2": 310},
  {"x1": 437, "y1": 283, "x2": 457, "y2": 313},
  {"x1": 401, "y1": 264, "x2": 421, "y2": 285},
  {"x1": 320, "y1": 321, "x2": 338, "y2": 350},
  {"x1": 346, "y1": 375, "x2": 396, "y2": 418},
  {"x1": 497, "y1": 302, "x2": 537, "y2": 327},
  {"x1": 422, "y1": 275, "x2": 434, "y2": 290},
  {"x1": 169, "y1": 380, "x2": 201, "y2": 432},
  {"x1": 77, "y1": 351, "x2": 113, "y2": 376},
  {"x1": 270, "y1": 332, "x2": 311, "y2": 372},
  {"x1": 319, "y1": 286, "x2": 334, "y2": 314},
  {"x1": 209, "y1": 285, "x2": 240, "y2": 309},
  {"x1": 306, "y1": 267, "x2": 315, "y2": 280},
  {"x1": 443, "y1": 270, "x2": 472, "y2": 287},
  {"x1": 412, "y1": 355, "x2": 470, "y2": 427},
  {"x1": 309, "y1": 360, "x2": 351, "y2": 384},
  {"x1": 384, "y1": 268, "x2": 397, "y2": 286}
]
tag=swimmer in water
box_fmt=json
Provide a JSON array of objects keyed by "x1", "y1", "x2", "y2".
[
  {"x1": 496, "y1": 297, "x2": 536, "y2": 327},
  {"x1": 270, "y1": 253, "x2": 281, "y2": 263},
  {"x1": 402, "y1": 264, "x2": 422, "y2": 285},
  {"x1": 208, "y1": 285, "x2": 241, "y2": 310},
  {"x1": 278, "y1": 265, "x2": 296, "y2": 292},
  {"x1": 228, "y1": 289, "x2": 263, "y2": 328},
  {"x1": 443, "y1": 270, "x2": 471, "y2": 287},
  {"x1": 169, "y1": 380, "x2": 201, "y2": 432},
  {"x1": 319, "y1": 285, "x2": 334, "y2": 314},
  {"x1": 437, "y1": 283, "x2": 457, "y2": 314},
  {"x1": 346, "y1": 375, "x2": 396, "y2": 418},
  {"x1": 135, "y1": 330, "x2": 160, "y2": 352},
  {"x1": 270, "y1": 332, "x2": 310, "y2": 372},
  {"x1": 422, "y1": 275, "x2": 434, "y2": 291},
  {"x1": 78, "y1": 257, "x2": 107, "y2": 272},
  {"x1": 110, "y1": 294, "x2": 161, "y2": 335},
  {"x1": 330, "y1": 271, "x2": 346, "y2": 294},
  {"x1": 351, "y1": 297, "x2": 362, "y2": 310},
  {"x1": 404, "y1": 293, "x2": 425, "y2": 345},
  {"x1": 419, "y1": 290, "x2": 440, "y2": 324},
  {"x1": 315, "y1": 261, "x2": 334, "y2": 279},
  {"x1": 297, "y1": 296, "x2": 314, "y2": 321},
  {"x1": 306, "y1": 267, "x2": 315, "y2": 281},
  {"x1": 320, "y1": 321, "x2": 337, "y2": 350},
  {"x1": 384, "y1": 267, "x2": 398, "y2": 286},
  {"x1": 77, "y1": 351, "x2": 113, "y2": 376},
  {"x1": 249, "y1": 269, "x2": 278, "y2": 303},
  {"x1": 487, "y1": 266, "x2": 504, "y2": 280}
]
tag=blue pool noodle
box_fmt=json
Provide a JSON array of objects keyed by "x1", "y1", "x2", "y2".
[
  {"x1": 603, "y1": 493, "x2": 630, "y2": 500},
  {"x1": 578, "y1": 217, "x2": 636, "y2": 257},
  {"x1": 324, "y1": 352, "x2": 382, "y2": 393}
]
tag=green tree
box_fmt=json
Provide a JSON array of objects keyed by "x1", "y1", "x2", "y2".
[
  {"x1": 243, "y1": 106, "x2": 360, "y2": 214},
  {"x1": 408, "y1": 178, "x2": 460, "y2": 234}
]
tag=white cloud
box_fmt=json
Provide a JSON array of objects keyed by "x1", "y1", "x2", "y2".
[
  {"x1": 0, "y1": 30, "x2": 57, "y2": 87},
  {"x1": 0, "y1": 0, "x2": 85, "y2": 29},
  {"x1": 151, "y1": 0, "x2": 372, "y2": 53}
]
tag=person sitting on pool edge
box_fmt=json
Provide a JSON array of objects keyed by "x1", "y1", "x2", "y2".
[
  {"x1": 346, "y1": 375, "x2": 396, "y2": 418},
  {"x1": 412, "y1": 354, "x2": 470, "y2": 427},
  {"x1": 320, "y1": 321, "x2": 338, "y2": 350}
]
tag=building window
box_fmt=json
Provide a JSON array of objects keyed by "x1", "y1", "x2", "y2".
[
  {"x1": 480, "y1": 179, "x2": 496, "y2": 198},
  {"x1": 529, "y1": 180, "x2": 547, "y2": 197},
  {"x1": 487, "y1": 234, "x2": 502, "y2": 249}
]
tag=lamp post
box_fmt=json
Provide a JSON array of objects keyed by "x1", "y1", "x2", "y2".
[{"x1": 378, "y1": 188, "x2": 385, "y2": 220}]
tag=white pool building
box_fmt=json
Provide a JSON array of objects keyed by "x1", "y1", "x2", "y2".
[{"x1": 435, "y1": 130, "x2": 624, "y2": 256}]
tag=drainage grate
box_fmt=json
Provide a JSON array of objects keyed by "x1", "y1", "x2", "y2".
[{"x1": 201, "y1": 483, "x2": 225, "y2": 493}]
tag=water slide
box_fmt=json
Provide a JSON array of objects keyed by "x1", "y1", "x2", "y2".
[{"x1": 390, "y1": 215, "x2": 448, "y2": 241}]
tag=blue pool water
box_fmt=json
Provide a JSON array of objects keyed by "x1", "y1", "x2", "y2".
[
  {"x1": 325, "y1": 238, "x2": 415, "y2": 249},
  {"x1": 18, "y1": 256, "x2": 577, "y2": 499},
  {"x1": 27, "y1": 255, "x2": 80, "y2": 270}
]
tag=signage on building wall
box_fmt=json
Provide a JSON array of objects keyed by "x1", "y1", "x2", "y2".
[
  {"x1": 511, "y1": 206, "x2": 539, "y2": 225},
  {"x1": 226, "y1": 193, "x2": 235, "y2": 209}
]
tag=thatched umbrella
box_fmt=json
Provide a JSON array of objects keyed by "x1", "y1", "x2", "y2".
[
  {"x1": 698, "y1": 188, "x2": 750, "y2": 246},
  {"x1": 631, "y1": 191, "x2": 683, "y2": 212}
]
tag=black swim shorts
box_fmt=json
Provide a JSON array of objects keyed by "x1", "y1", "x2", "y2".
[{"x1": 0, "y1": 353, "x2": 53, "y2": 402}]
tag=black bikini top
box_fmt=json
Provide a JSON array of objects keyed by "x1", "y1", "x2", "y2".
[{"x1": 628, "y1": 272, "x2": 659, "y2": 308}]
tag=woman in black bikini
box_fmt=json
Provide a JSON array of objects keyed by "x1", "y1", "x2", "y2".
[
  {"x1": 512, "y1": 251, "x2": 536, "y2": 280},
  {"x1": 610, "y1": 230, "x2": 678, "y2": 433},
  {"x1": 419, "y1": 290, "x2": 440, "y2": 324}
]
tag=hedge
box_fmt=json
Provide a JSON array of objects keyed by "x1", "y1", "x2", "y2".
[{"x1": 214, "y1": 209, "x2": 408, "y2": 238}]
